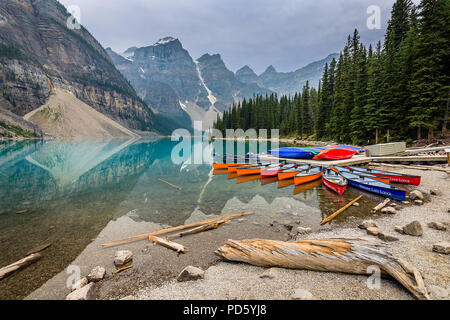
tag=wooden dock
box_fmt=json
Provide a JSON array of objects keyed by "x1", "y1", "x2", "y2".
[{"x1": 258, "y1": 153, "x2": 447, "y2": 167}]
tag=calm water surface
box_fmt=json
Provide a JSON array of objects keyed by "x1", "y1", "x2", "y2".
[{"x1": 0, "y1": 138, "x2": 380, "y2": 299}]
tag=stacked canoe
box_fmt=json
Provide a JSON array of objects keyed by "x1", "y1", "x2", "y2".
[
  {"x1": 268, "y1": 145, "x2": 364, "y2": 160},
  {"x1": 212, "y1": 156, "x2": 420, "y2": 201}
]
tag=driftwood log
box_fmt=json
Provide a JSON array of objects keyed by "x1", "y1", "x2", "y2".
[
  {"x1": 158, "y1": 179, "x2": 182, "y2": 190},
  {"x1": 148, "y1": 235, "x2": 188, "y2": 253},
  {"x1": 0, "y1": 253, "x2": 42, "y2": 280},
  {"x1": 320, "y1": 195, "x2": 363, "y2": 225},
  {"x1": 102, "y1": 211, "x2": 254, "y2": 248},
  {"x1": 215, "y1": 238, "x2": 429, "y2": 300},
  {"x1": 372, "y1": 198, "x2": 390, "y2": 212},
  {"x1": 167, "y1": 220, "x2": 229, "y2": 239}
]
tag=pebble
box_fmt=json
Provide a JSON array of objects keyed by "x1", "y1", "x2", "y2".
[
  {"x1": 366, "y1": 227, "x2": 382, "y2": 236},
  {"x1": 260, "y1": 268, "x2": 278, "y2": 279},
  {"x1": 414, "y1": 200, "x2": 423, "y2": 205},
  {"x1": 409, "y1": 190, "x2": 423, "y2": 200},
  {"x1": 352, "y1": 202, "x2": 360, "y2": 207},
  {"x1": 296, "y1": 227, "x2": 312, "y2": 235},
  {"x1": 119, "y1": 295, "x2": 136, "y2": 300},
  {"x1": 66, "y1": 282, "x2": 96, "y2": 300},
  {"x1": 429, "y1": 189, "x2": 441, "y2": 196},
  {"x1": 381, "y1": 207, "x2": 396, "y2": 214},
  {"x1": 427, "y1": 285, "x2": 449, "y2": 299},
  {"x1": 403, "y1": 221, "x2": 423, "y2": 236},
  {"x1": 177, "y1": 266, "x2": 205, "y2": 282},
  {"x1": 291, "y1": 288, "x2": 316, "y2": 300},
  {"x1": 394, "y1": 226, "x2": 404, "y2": 234},
  {"x1": 358, "y1": 220, "x2": 378, "y2": 230},
  {"x1": 114, "y1": 250, "x2": 133, "y2": 267},
  {"x1": 427, "y1": 222, "x2": 447, "y2": 231},
  {"x1": 87, "y1": 266, "x2": 106, "y2": 282},
  {"x1": 432, "y1": 242, "x2": 450, "y2": 255},
  {"x1": 402, "y1": 201, "x2": 410, "y2": 205},
  {"x1": 377, "y1": 233, "x2": 399, "y2": 242}
]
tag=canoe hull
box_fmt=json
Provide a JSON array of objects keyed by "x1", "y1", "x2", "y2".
[
  {"x1": 269, "y1": 148, "x2": 315, "y2": 159},
  {"x1": 347, "y1": 166, "x2": 421, "y2": 185},
  {"x1": 322, "y1": 176, "x2": 347, "y2": 195},
  {"x1": 347, "y1": 179, "x2": 406, "y2": 201},
  {"x1": 313, "y1": 148, "x2": 357, "y2": 160},
  {"x1": 236, "y1": 168, "x2": 262, "y2": 176},
  {"x1": 278, "y1": 170, "x2": 300, "y2": 180},
  {"x1": 294, "y1": 172, "x2": 323, "y2": 185}
]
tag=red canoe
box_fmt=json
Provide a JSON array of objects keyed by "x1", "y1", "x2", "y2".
[
  {"x1": 260, "y1": 164, "x2": 297, "y2": 178},
  {"x1": 346, "y1": 166, "x2": 421, "y2": 186},
  {"x1": 313, "y1": 148, "x2": 357, "y2": 160},
  {"x1": 322, "y1": 169, "x2": 348, "y2": 195}
]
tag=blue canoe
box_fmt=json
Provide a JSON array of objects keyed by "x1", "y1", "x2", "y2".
[
  {"x1": 268, "y1": 147, "x2": 315, "y2": 159},
  {"x1": 339, "y1": 171, "x2": 406, "y2": 201}
]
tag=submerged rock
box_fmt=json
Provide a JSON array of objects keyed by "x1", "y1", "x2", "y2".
[
  {"x1": 66, "y1": 282, "x2": 96, "y2": 300},
  {"x1": 177, "y1": 266, "x2": 205, "y2": 282},
  {"x1": 403, "y1": 221, "x2": 423, "y2": 236},
  {"x1": 296, "y1": 227, "x2": 312, "y2": 235},
  {"x1": 114, "y1": 250, "x2": 133, "y2": 267}
]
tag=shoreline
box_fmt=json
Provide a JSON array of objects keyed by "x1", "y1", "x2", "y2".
[{"x1": 26, "y1": 166, "x2": 450, "y2": 300}]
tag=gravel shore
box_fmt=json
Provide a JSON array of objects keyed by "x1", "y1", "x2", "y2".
[{"x1": 135, "y1": 167, "x2": 449, "y2": 300}]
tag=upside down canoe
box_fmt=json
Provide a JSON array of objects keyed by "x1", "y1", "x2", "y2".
[
  {"x1": 313, "y1": 148, "x2": 357, "y2": 160},
  {"x1": 339, "y1": 171, "x2": 406, "y2": 201},
  {"x1": 322, "y1": 169, "x2": 348, "y2": 195},
  {"x1": 346, "y1": 166, "x2": 421, "y2": 186},
  {"x1": 268, "y1": 147, "x2": 316, "y2": 159},
  {"x1": 236, "y1": 163, "x2": 285, "y2": 176},
  {"x1": 294, "y1": 166, "x2": 323, "y2": 185}
]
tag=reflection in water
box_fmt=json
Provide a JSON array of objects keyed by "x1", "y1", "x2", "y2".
[{"x1": 0, "y1": 138, "x2": 378, "y2": 299}]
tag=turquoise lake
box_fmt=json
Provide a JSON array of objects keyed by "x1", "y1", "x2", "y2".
[{"x1": 0, "y1": 138, "x2": 380, "y2": 299}]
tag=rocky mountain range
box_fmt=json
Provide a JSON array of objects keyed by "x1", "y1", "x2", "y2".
[
  {"x1": 0, "y1": 0, "x2": 156, "y2": 137},
  {"x1": 107, "y1": 37, "x2": 273, "y2": 131},
  {"x1": 108, "y1": 37, "x2": 337, "y2": 131},
  {"x1": 236, "y1": 53, "x2": 339, "y2": 96}
]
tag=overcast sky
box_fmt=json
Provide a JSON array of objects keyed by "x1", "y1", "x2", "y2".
[{"x1": 58, "y1": 0, "x2": 420, "y2": 74}]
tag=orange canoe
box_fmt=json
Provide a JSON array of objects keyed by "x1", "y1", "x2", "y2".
[
  {"x1": 277, "y1": 164, "x2": 310, "y2": 180},
  {"x1": 293, "y1": 167, "x2": 323, "y2": 185}
]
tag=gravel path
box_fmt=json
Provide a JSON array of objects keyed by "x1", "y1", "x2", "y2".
[{"x1": 136, "y1": 167, "x2": 449, "y2": 300}]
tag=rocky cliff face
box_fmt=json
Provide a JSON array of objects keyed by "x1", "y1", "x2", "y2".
[
  {"x1": 196, "y1": 54, "x2": 272, "y2": 112},
  {"x1": 237, "y1": 54, "x2": 339, "y2": 96},
  {"x1": 0, "y1": 0, "x2": 156, "y2": 132}
]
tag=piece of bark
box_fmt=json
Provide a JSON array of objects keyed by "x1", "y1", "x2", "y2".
[
  {"x1": 148, "y1": 236, "x2": 188, "y2": 253},
  {"x1": 0, "y1": 253, "x2": 42, "y2": 280},
  {"x1": 215, "y1": 238, "x2": 429, "y2": 300},
  {"x1": 372, "y1": 198, "x2": 390, "y2": 213},
  {"x1": 103, "y1": 212, "x2": 254, "y2": 248},
  {"x1": 167, "y1": 220, "x2": 229, "y2": 239}
]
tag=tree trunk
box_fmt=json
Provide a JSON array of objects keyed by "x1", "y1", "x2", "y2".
[
  {"x1": 387, "y1": 128, "x2": 390, "y2": 143},
  {"x1": 375, "y1": 128, "x2": 379, "y2": 144},
  {"x1": 427, "y1": 127, "x2": 434, "y2": 144},
  {"x1": 417, "y1": 126, "x2": 421, "y2": 140},
  {"x1": 442, "y1": 88, "x2": 449, "y2": 137},
  {"x1": 216, "y1": 238, "x2": 429, "y2": 300}
]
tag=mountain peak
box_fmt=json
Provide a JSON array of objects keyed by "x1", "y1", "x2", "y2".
[
  {"x1": 154, "y1": 37, "x2": 179, "y2": 46},
  {"x1": 236, "y1": 65, "x2": 255, "y2": 74},
  {"x1": 262, "y1": 65, "x2": 277, "y2": 75}
]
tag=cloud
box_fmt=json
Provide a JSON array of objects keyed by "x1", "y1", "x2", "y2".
[{"x1": 58, "y1": 0, "x2": 411, "y2": 74}]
